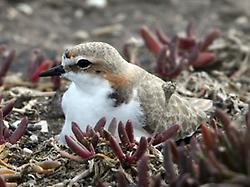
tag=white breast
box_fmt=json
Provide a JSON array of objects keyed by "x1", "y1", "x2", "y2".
[{"x1": 59, "y1": 72, "x2": 147, "y2": 143}]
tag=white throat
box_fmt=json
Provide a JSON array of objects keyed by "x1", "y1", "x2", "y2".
[{"x1": 59, "y1": 72, "x2": 147, "y2": 143}]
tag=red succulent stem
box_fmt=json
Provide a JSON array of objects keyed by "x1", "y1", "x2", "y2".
[
  {"x1": 108, "y1": 117, "x2": 117, "y2": 136},
  {"x1": 207, "y1": 151, "x2": 235, "y2": 177},
  {"x1": 122, "y1": 43, "x2": 131, "y2": 62},
  {"x1": 95, "y1": 180, "x2": 108, "y2": 187},
  {"x1": 151, "y1": 124, "x2": 180, "y2": 145},
  {"x1": 86, "y1": 125, "x2": 91, "y2": 134},
  {"x1": 186, "y1": 22, "x2": 196, "y2": 39},
  {"x1": 0, "y1": 176, "x2": 6, "y2": 187},
  {"x1": 80, "y1": 138, "x2": 92, "y2": 150},
  {"x1": 210, "y1": 118, "x2": 218, "y2": 136},
  {"x1": 176, "y1": 144, "x2": 193, "y2": 174},
  {"x1": 163, "y1": 140, "x2": 177, "y2": 182},
  {"x1": 155, "y1": 27, "x2": 170, "y2": 45},
  {"x1": 200, "y1": 28, "x2": 220, "y2": 51},
  {"x1": 0, "y1": 49, "x2": 15, "y2": 86},
  {"x1": 246, "y1": 103, "x2": 250, "y2": 131},
  {"x1": 8, "y1": 117, "x2": 28, "y2": 144},
  {"x1": 116, "y1": 170, "x2": 128, "y2": 187},
  {"x1": 137, "y1": 155, "x2": 150, "y2": 187},
  {"x1": 125, "y1": 120, "x2": 134, "y2": 143},
  {"x1": 3, "y1": 127, "x2": 11, "y2": 139},
  {"x1": 65, "y1": 135, "x2": 93, "y2": 160},
  {"x1": 177, "y1": 37, "x2": 196, "y2": 50},
  {"x1": 187, "y1": 44, "x2": 199, "y2": 65},
  {"x1": 109, "y1": 135, "x2": 125, "y2": 162},
  {"x1": 51, "y1": 60, "x2": 61, "y2": 90},
  {"x1": 170, "y1": 140, "x2": 179, "y2": 163},
  {"x1": 118, "y1": 121, "x2": 131, "y2": 147},
  {"x1": 89, "y1": 127, "x2": 99, "y2": 138},
  {"x1": 31, "y1": 59, "x2": 52, "y2": 82},
  {"x1": 215, "y1": 109, "x2": 241, "y2": 149},
  {"x1": 27, "y1": 49, "x2": 44, "y2": 80},
  {"x1": 169, "y1": 37, "x2": 178, "y2": 66},
  {"x1": 191, "y1": 52, "x2": 215, "y2": 68},
  {"x1": 0, "y1": 44, "x2": 7, "y2": 52},
  {"x1": 150, "y1": 133, "x2": 163, "y2": 146},
  {"x1": 94, "y1": 117, "x2": 106, "y2": 133},
  {"x1": 0, "y1": 111, "x2": 6, "y2": 144},
  {"x1": 71, "y1": 122, "x2": 86, "y2": 143},
  {"x1": 88, "y1": 142, "x2": 96, "y2": 154},
  {"x1": 151, "y1": 175, "x2": 162, "y2": 187},
  {"x1": 2, "y1": 99, "x2": 15, "y2": 117},
  {"x1": 200, "y1": 123, "x2": 214, "y2": 151},
  {"x1": 140, "y1": 26, "x2": 163, "y2": 55},
  {"x1": 161, "y1": 124, "x2": 180, "y2": 139},
  {"x1": 90, "y1": 134, "x2": 99, "y2": 149},
  {"x1": 164, "y1": 64, "x2": 184, "y2": 78},
  {"x1": 155, "y1": 46, "x2": 168, "y2": 76},
  {"x1": 215, "y1": 109, "x2": 232, "y2": 131},
  {"x1": 0, "y1": 49, "x2": 15, "y2": 78},
  {"x1": 103, "y1": 129, "x2": 112, "y2": 141},
  {"x1": 86, "y1": 126, "x2": 99, "y2": 141},
  {"x1": 129, "y1": 136, "x2": 147, "y2": 163}
]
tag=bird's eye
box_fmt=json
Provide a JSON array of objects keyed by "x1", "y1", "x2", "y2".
[{"x1": 76, "y1": 59, "x2": 92, "y2": 69}]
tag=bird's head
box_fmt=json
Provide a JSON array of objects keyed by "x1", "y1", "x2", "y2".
[{"x1": 40, "y1": 42, "x2": 132, "y2": 87}]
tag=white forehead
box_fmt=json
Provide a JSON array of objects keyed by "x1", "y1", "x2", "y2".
[{"x1": 61, "y1": 54, "x2": 74, "y2": 66}]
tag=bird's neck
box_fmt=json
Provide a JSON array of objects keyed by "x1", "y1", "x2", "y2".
[
  {"x1": 68, "y1": 72, "x2": 112, "y2": 96},
  {"x1": 107, "y1": 64, "x2": 139, "y2": 106},
  {"x1": 67, "y1": 64, "x2": 139, "y2": 106}
]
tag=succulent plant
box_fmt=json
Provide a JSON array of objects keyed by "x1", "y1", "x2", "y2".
[
  {"x1": 163, "y1": 104, "x2": 250, "y2": 186},
  {"x1": 124, "y1": 23, "x2": 220, "y2": 79},
  {"x1": 27, "y1": 49, "x2": 61, "y2": 90},
  {"x1": 0, "y1": 44, "x2": 15, "y2": 86},
  {"x1": 65, "y1": 117, "x2": 179, "y2": 166},
  {"x1": 0, "y1": 95, "x2": 28, "y2": 144},
  {"x1": 0, "y1": 176, "x2": 6, "y2": 187},
  {"x1": 0, "y1": 44, "x2": 61, "y2": 90},
  {"x1": 93, "y1": 104, "x2": 250, "y2": 186}
]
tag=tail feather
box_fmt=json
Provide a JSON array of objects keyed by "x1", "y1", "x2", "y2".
[{"x1": 166, "y1": 93, "x2": 213, "y2": 137}]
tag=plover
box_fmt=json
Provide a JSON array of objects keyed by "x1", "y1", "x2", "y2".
[{"x1": 40, "y1": 42, "x2": 212, "y2": 143}]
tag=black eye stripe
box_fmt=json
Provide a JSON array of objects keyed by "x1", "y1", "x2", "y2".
[{"x1": 76, "y1": 59, "x2": 92, "y2": 68}]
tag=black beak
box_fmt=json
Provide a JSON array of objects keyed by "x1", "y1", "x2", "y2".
[{"x1": 39, "y1": 65, "x2": 65, "y2": 77}]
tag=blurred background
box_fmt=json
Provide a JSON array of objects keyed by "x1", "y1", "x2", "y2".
[
  {"x1": 1, "y1": 0, "x2": 250, "y2": 73},
  {"x1": 0, "y1": 2, "x2": 250, "y2": 186}
]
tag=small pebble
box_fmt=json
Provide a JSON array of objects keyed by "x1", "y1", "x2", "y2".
[
  {"x1": 74, "y1": 9, "x2": 84, "y2": 19},
  {"x1": 91, "y1": 24, "x2": 123, "y2": 37},
  {"x1": 34, "y1": 120, "x2": 48, "y2": 133},
  {"x1": 7, "y1": 8, "x2": 19, "y2": 20},
  {"x1": 17, "y1": 3, "x2": 33, "y2": 15},
  {"x1": 27, "y1": 124, "x2": 42, "y2": 131},
  {"x1": 85, "y1": 0, "x2": 107, "y2": 9},
  {"x1": 30, "y1": 134, "x2": 38, "y2": 143},
  {"x1": 23, "y1": 148, "x2": 33, "y2": 154},
  {"x1": 73, "y1": 30, "x2": 89, "y2": 40},
  {"x1": 11, "y1": 120, "x2": 21, "y2": 128},
  {"x1": 235, "y1": 16, "x2": 248, "y2": 25}
]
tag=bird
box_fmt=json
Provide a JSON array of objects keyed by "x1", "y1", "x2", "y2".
[{"x1": 40, "y1": 42, "x2": 212, "y2": 143}]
